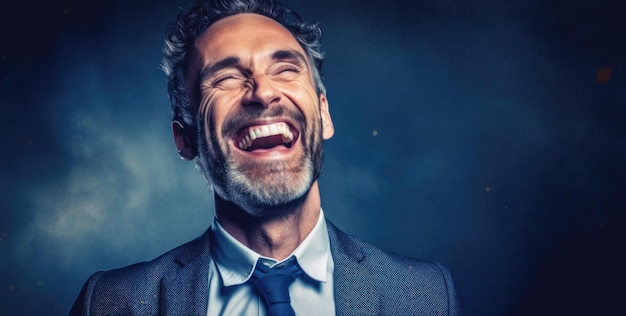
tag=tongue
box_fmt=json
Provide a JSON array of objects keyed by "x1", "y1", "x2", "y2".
[{"x1": 247, "y1": 135, "x2": 288, "y2": 151}]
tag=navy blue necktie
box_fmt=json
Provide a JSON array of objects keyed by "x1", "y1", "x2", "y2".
[{"x1": 250, "y1": 257, "x2": 303, "y2": 316}]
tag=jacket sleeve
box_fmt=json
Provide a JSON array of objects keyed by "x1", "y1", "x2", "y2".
[{"x1": 69, "y1": 271, "x2": 105, "y2": 316}]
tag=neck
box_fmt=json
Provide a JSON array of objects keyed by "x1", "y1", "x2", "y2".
[{"x1": 214, "y1": 181, "x2": 322, "y2": 261}]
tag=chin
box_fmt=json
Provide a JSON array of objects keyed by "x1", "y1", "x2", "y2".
[
  {"x1": 239, "y1": 168, "x2": 311, "y2": 203},
  {"x1": 216, "y1": 164, "x2": 314, "y2": 217}
]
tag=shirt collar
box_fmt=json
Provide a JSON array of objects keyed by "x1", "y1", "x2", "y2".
[{"x1": 210, "y1": 209, "x2": 330, "y2": 287}]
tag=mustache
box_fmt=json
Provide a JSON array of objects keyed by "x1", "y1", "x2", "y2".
[{"x1": 221, "y1": 105, "x2": 306, "y2": 135}]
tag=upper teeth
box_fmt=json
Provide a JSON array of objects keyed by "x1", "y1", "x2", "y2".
[{"x1": 238, "y1": 122, "x2": 294, "y2": 150}]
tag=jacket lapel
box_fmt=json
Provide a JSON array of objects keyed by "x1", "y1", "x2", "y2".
[
  {"x1": 160, "y1": 230, "x2": 212, "y2": 316},
  {"x1": 327, "y1": 220, "x2": 381, "y2": 315}
]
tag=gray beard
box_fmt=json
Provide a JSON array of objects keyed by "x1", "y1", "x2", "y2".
[{"x1": 195, "y1": 113, "x2": 324, "y2": 218}]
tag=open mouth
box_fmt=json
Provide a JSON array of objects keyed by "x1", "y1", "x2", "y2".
[{"x1": 236, "y1": 122, "x2": 298, "y2": 152}]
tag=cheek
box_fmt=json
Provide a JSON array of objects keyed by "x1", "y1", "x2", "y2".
[
  {"x1": 198, "y1": 91, "x2": 223, "y2": 146},
  {"x1": 198, "y1": 91, "x2": 243, "y2": 147},
  {"x1": 281, "y1": 82, "x2": 320, "y2": 117}
]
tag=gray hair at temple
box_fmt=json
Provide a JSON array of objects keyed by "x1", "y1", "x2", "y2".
[{"x1": 161, "y1": 0, "x2": 326, "y2": 127}]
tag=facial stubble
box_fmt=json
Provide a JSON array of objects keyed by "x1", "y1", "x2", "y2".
[{"x1": 196, "y1": 104, "x2": 324, "y2": 219}]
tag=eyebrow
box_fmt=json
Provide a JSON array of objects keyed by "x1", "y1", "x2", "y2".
[
  {"x1": 271, "y1": 49, "x2": 308, "y2": 66},
  {"x1": 199, "y1": 56, "x2": 241, "y2": 83}
]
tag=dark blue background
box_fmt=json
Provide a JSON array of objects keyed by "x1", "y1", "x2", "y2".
[{"x1": 1, "y1": 0, "x2": 625, "y2": 315}]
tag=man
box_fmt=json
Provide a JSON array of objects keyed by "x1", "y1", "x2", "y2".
[{"x1": 70, "y1": 0, "x2": 462, "y2": 315}]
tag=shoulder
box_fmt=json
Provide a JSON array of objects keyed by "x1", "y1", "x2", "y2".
[
  {"x1": 327, "y1": 220, "x2": 463, "y2": 315},
  {"x1": 95, "y1": 230, "x2": 210, "y2": 291},
  {"x1": 329, "y1": 221, "x2": 451, "y2": 281},
  {"x1": 70, "y1": 230, "x2": 210, "y2": 315}
]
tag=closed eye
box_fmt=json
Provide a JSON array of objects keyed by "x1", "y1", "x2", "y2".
[
  {"x1": 210, "y1": 73, "x2": 246, "y2": 89},
  {"x1": 277, "y1": 66, "x2": 300, "y2": 73},
  {"x1": 272, "y1": 64, "x2": 302, "y2": 79}
]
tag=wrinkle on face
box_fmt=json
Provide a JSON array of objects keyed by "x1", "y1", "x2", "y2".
[{"x1": 186, "y1": 13, "x2": 332, "y2": 216}]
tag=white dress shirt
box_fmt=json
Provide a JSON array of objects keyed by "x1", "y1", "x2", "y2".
[{"x1": 206, "y1": 209, "x2": 335, "y2": 315}]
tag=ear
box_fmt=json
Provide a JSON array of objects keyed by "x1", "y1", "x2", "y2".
[
  {"x1": 319, "y1": 94, "x2": 334, "y2": 140},
  {"x1": 172, "y1": 120, "x2": 197, "y2": 160}
]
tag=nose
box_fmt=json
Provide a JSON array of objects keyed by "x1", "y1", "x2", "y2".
[{"x1": 242, "y1": 75, "x2": 281, "y2": 107}]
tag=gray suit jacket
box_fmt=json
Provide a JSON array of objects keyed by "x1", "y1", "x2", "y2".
[{"x1": 70, "y1": 220, "x2": 462, "y2": 315}]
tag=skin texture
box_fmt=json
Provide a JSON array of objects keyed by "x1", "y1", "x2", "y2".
[{"x1": 173, "y1": 13, "x2": 334, "y2": 260}]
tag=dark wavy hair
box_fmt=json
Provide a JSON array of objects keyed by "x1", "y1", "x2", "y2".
[{"x1": 161, "y1": 0, "x2": 325, "y2": 127}]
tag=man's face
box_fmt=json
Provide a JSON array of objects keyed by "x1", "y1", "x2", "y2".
[{"x1": 185, "y1": 13, "x2": 334, "y2": 216}]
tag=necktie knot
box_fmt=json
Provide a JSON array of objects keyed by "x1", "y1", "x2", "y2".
[{"x1": 250, "y1": 257, "x2": 303, "y2": 316}]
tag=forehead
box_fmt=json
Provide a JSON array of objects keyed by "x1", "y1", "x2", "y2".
[{"x1": 191, "y1": 13, "x2": 305, "y2": 64}]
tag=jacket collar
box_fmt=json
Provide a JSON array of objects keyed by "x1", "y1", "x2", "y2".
[
  {"x1": 160, "y1": 230, "x2": 212, "y2": 316},
  {"x1": 326, "y1": 220, "x2": 381, "y2": 315}
]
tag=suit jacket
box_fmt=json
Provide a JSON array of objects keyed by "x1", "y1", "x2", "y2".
[{"x1": 70, "y1": 220, "x2": 462, "y2": 315}]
